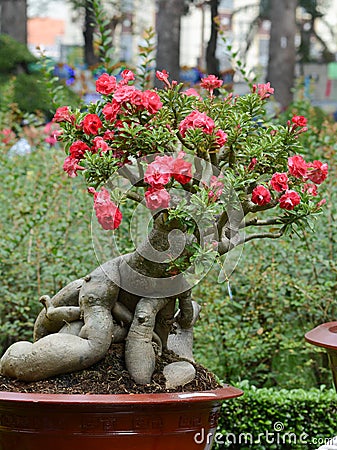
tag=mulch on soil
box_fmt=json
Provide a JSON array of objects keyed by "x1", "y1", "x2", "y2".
[{"x1": 0, "y1": 343, "x2": 222, "y2": 394}]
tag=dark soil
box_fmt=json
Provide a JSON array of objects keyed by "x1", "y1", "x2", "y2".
[{"x1": 0, "y1": 343, "x2": 221, "y2": 394}]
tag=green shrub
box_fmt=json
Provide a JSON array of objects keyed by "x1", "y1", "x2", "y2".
[
  {"x1": 0, "y1": 34, "x2": 80, "y2": 118},
  {"x1": 215, "y1": 382, "x2": 337, "y2": 449},
  {"x1": 0, "y1": 34, "x2": 36, "y2": 73}
]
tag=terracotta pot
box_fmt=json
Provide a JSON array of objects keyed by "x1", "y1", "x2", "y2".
[
  {"x1": 0, "y1": 385, "x2": 242, "y2": 450},
  {"x1": 305, "y1": 321, "x2": 337, "y2": 391}
]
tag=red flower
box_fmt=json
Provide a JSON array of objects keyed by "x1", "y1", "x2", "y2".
[
  {"x1": 270, "y1": 172, "x2": 289, "y2": 192},
  {"x1": 69, "y1": 140, "x2": 90, "y2": 160},
  {"x1": 96, "y1": 73, "x2": 117, "y2": 95},
  {"x1": 144, "y1": 156, "x2": 174, "y2": 187},
  {"x1": 82, "y1": 114, "x2": 102, "y2": 135},
  {"x1": 247, "y1": 157, "x2": 257, "y2": 172},
  {"x1": 200, "y1": 75, "x2": 223, "y2": 95},
  {"x1": 102, "y1": 100, "x2": 121, "y2": 122},
  {"x1": 251, "y1": 185, "x2": 271, "y2": 206},
  {"x1": 89, "y1": 187, "x2": 122, "y2": 230},
  {"x1": 172, "y1": 153, "x2": 192, "y2": 184},
  {"x1": 179, "y1": 110, "x2": 215, "y2": 137},
  {"x1": 145, "y1": 187, "x2": 171, "y2": 210},
  {"x1": 63, "y1": 156, "x2": 85, "y2": 178},
  {"x1": 279, "y1": 190, "x2": 301, "y2": 210},
  {"x1": 306, "y1": 160, "x2": 328, "y2": 185},
  {"x1": 291, "y1": 115, "x2": 307, "y2": 128},
  {"x1": 53, "y1": 106, "x2": 74, "y2": 123},
  {"x1": 288, "y1": 155, "x2": 307, "y2": 179},
  {"x1": 141, "y1": 90, "x2": 163, "y2": 114},
  {"x1": 215, "y1": 129, "x2": 228, "y2": 147}
]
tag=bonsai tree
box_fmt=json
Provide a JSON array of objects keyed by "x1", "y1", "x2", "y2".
[{"x1": 0, "y1": 66, "x2": 328, "y2": 386}]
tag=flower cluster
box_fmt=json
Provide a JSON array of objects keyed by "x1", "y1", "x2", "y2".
[
  {"x1": 252, "y1": 153, "x2": 328, "y2": 210},
  {"x1": 53, "y1": 69, "x2": 328, "y2": 241}
]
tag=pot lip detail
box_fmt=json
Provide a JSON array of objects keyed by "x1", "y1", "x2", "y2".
[
  {"x1": 305, "y1": 321, "x2": 337, "y2": 351},
  {"x1": 0, "y1": 384, "x2": 243, "y2": 406}
]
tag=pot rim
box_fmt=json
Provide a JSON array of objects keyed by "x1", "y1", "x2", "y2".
[
  {"x1": 0, "y1": 384, "x2": 243, "y2": 405},
  {"x1": 305, "y1": 321, "x2": 337, "y2": 350}
]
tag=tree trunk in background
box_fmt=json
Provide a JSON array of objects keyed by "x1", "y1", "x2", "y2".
[
  {"x1": 266, "y1": 0, "x2": 297, "y2": 110},
  {"x1": 206, "y1": 0, "x2": 220, "y2": 77},
  {"x1": 0, "y1": 0, "x2": 27, "y2": 44},
  {"x1": 156, "y1": 0, "x2": 185, "y2": 83},
  {"x1": 83, "y1": 0, "x2": 99, "y2": 67}
]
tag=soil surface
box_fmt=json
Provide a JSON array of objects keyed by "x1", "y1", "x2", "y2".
[{"x1": 0, "y1": 343, "x2": 222, "y2": 394}]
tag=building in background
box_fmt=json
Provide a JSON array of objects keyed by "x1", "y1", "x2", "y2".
[{"x1": 26, "y1": 0, "x2": 337, "y2": 107}]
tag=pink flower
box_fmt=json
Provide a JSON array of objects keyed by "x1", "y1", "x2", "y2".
[
  {"x1": 291, "y1": 115, "x2": 307, "y2": 128},
  {"x1": 82, "y1": 114, "x2": 102, "y2": 135},
  {"x1": 69, "y1": 140, "x2": 90, "y2": 160},
  {"x1": 63, "y1": 156, "x2": 85, "y2": 178},
  {"x1": 208, "y1": 175, "x2": 224, "y2": 202},
  {"x1": 215, "y1": 129, "x2": 228, "y2": 147},
  {"x1": 200, "y1": 75, "x2": 223, "y2": 96},
  {"x1": 270, "y1": 172, "x2": 289, "y2": 192},
  {"x1": 113, "y1": 85, "x2": 137, "y2": 103},
  {"x1": 102, "y1": 100, "x2": 121, "y2": 122},
  {"x1": 53, "y1": 106, "x2": 74, "y2": 123},
  {"x1": 43, "y1": 122, "x2": 61, "y2": 146},
  {"x1": 316, "y1": 198, "x2": 326, "y2": 209},
  {"x1": 144, "y1": 156, "x2": 174, "y2": 187},
  {"x1": 279, "y1": 190, "x2": 301, "y2": 210},
  {"x1": 288, "y1": 155, "x2": 307, "y2": 179},
  {"x1": 179, "y1": 110, "x2": 215, "y2": 138},
  {"x1": 306, "y1": 160, "x2": 328, "y2": 185},
  {"x1": 251, "y1": 185, "x2": 271, "y2": 206},
  {"x1": 145, "y1": 187, "x2": 171, "y2": 210},
  {"x1": 96, "y1": 73, "x2": 117, "y2": 95},
  {"x1": 120, "y1": 69, "x2": 135, "y2": 84},
  {"x1": 92, "y1": 136, "x2": 110, "y2": 153},
  {"x1": 156, "y1": 70, "x2": 170, "y2": 82},
  {"x1": 89, "y1": 187, "x2": 122, "y2": 230},
  {"x1": 302, "y1": 183, "x2": 318, "y2": 197},
  {"x1": 172, "y1": 153, "x2": 192, "y2": 184},
  {"x1": 141, "y1": 90, "x2": 163, "y2": 114},
  {"x1": 1, "y1": 128, "x2": 15, "y2": 144},
  {"x1": 182, "y1": 88, "x2": 202, "y2": 99},
  {"x1": 252, "y1": 82, "x2": 274, "y2": 100}
]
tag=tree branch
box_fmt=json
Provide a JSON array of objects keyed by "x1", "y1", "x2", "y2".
[
  {"x1": 239, "y1": 231, "x2": 284, "y2": 244},
  {"x1": 243, "y1": 217, "x2": 284, "y2": 227}
]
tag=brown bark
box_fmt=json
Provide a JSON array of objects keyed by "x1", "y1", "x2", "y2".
[
  {"x1": 155, "y1": 0, "x2": 185, "y2": 84},
  {"x1": 266, "y1": 0, "x2": 297, "y2": 109},
  {"x1": 0, "y1": 0, "x2": 27, "y2": 44}
]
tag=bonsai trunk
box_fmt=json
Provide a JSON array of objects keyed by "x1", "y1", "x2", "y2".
[{"x1": 0, "y1": 213, "x2": 198, "y2": 385}]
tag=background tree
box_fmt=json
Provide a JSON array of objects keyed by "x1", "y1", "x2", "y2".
[
  {"x1": 205, "y1": 0, "x2": 220, "y2": 77},
  {"x1": 266, "y1": 0, "x2": 297, "y2": 109},
  {"x1": 0, "y1": 0, "x2": 27, "y2": 44},
  {"x1": 155, "y1": 0, "x2": 185, "y2": 82}
]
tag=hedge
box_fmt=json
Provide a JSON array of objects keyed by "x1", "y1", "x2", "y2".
[{"x1": 215, "y1": 382, "x2": 337, "y2": 449}]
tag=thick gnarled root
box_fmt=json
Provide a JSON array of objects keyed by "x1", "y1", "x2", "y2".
[
  {"x1": 1, "y1": 268, "x2": 118, "y2": 381},
  {"x1": 125, "y1": 297, "x2": 170, "y2": 384}
]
